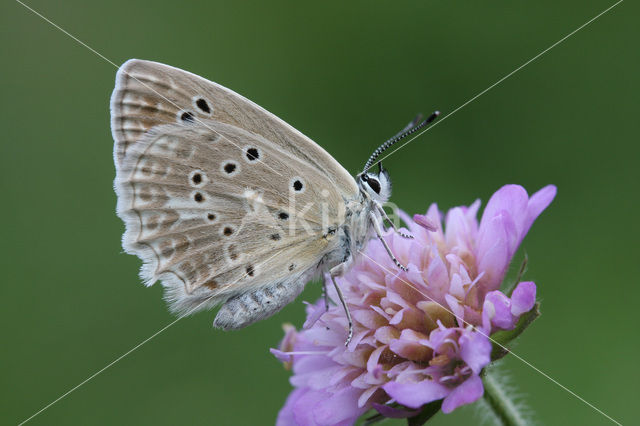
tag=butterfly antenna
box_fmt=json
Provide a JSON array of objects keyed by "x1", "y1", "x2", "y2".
[{"x1": 362, "y1": 111, "x2": 440, "y2": 173}]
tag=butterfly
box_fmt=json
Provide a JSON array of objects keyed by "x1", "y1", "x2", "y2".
[{"x1": 110, "y1": 59, "x2": 438, "y2": 343}]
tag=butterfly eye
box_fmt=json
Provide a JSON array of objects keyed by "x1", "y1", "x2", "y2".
[{"x1": 367, "y1": 178, "x2": 381, "y2": 194}]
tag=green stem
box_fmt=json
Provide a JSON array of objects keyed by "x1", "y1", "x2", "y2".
[{"x1": 483, "y1": 372, "x2": 527, "y2": 426}]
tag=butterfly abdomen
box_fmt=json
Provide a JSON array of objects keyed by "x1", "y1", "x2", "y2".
[{"x1": 213, "y1": 275, "x2": 309, "y2": 330}]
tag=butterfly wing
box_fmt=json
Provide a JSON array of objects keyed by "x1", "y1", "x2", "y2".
[
  {"x1": 111, "y1": 59, "x2": 357, "y2": 196},
  {"x1": 111, "y1": 61, "x2": 358, "y2": 320}
]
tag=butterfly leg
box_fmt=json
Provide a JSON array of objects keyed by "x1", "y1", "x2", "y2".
[
  {"x1": 374, "y1": 202, "x2": 413, "y2": 239},
  {"x1": 321, "y1": 281, "x2": 330, "y2": 312},
  {"x1": 369, "y1": 211, "x2": 409, "y2": 271},
  {"x1": 329, "y1": 269, "x2": 353, "y2": 346}
]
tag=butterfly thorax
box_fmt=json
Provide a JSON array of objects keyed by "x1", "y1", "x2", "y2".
[
  {"x1": 320, "y1": 169, "x2": 390, "y2": 276},
  {"x1": 346, "y1": 194, "x2": 378, "y2": 256},
  {"x1": 325, "y1": 165, "x2": 394, "y2": 273}
]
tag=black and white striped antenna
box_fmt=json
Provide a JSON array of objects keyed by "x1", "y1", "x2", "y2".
[{"x1": 362, "y1": 111, "x2": 440, "y2": 173}]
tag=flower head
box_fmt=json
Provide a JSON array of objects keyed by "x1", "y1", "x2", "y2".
[{"x1": 272, "y1": 184, "x2": 556, "y2": 425}]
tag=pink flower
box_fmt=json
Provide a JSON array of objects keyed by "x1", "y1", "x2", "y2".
[{"x1": 272, "y1": 184, "x2": 556, "y2": 425}]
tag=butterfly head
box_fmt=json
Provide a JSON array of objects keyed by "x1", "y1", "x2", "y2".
[{"x1": 358, "y1": 162, "x2": 392, "y2": 203}]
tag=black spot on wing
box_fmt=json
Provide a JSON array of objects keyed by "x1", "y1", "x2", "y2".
[
  {"x1": 246, "y1": 148, "x2": 260, "y2": 161},
  {"x1": 195, "y1": 98, "x2": 210, "y2": 113},
  {"x1": 224, "y1": 163, "x2": 236, "y2": 174},
  {"x1": 180, "y1": 111, "x2": 195, "y2": 123}
]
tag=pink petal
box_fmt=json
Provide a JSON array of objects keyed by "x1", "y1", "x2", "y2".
[
  {"x1": 523, "y1": 185, "x2": 557, "y2": 239},
  {"x1": 389, "y1": 329, "x2": 431, "y2": 361},
  {"x1": 303, "y1": 301, "x2": 326, "y2": 329},
  {"x1": 479, "y1": 185, "x2": 529, "y2": 238},
  {"x1": 293, "y1": 354, "x2": 336, "y2": 375},
  {"x1": 425, "y1": 203, "x2": 443, "y2": 231},
  {"x1": 448, "y1": 270, "x2": 466, "y2": 299},
  {"x1": 306, "y1": 365, "x2": 347, "y2": 390},
  {"x1": 312, "y1": 386, "x2": 367, "y2": 425},
  {"x1": 481, "y1": 301, "x2": 494, "y2": 334},
  {"x1": 374, "y1": 326, "x2": 400, "y2": 345},
  {"x1": 413, "y1": 214, "x2": 437, "y2": 231},
  {"x1": 346, "y1": 329, "x2": 371, "y2": 352},
  {"x1": 357, "y1": 385, "x2": 380, "y2": 407},
  {"x1": 444, "y1": 206, "x2": 472, "y2": 249},
  {"x1": 511, "y1": 281, "x2": 536, "y2": 316},
  {"x1": 383, "y1": 379, "x2": 450, "y2": 409},
  {"x1": 426, "y1": 327, "x2": 454, "y2": 350},
  {"x1": 476, "y1": 211, "x2": 518, "y2": 292},
  {"x1": 476, "y1": 185, "x2": 556, "y2": 293},
  {"x1": 483, "y1": 291, "x2": 516, "y2": 330},
  {"x1": 405, "y1": 266, "x2": 428, "y2": 292},
  {"x1": 287, "y1": 388, "x2": 325, "y2": 426},
  {"x1": 441, "y1": 374, "x2": 484, "y2": 413},
  {"x1": 425, "y1": 249, "x2": 449, "y2": 302},
  {"x1": 465, "y1": 199, "x2": 481, "y2": 231},
  {"x1": 389, "y1": 308, "x2": 425, "y2": 331},
  {"x1": 367, "y1": 345, "x2": 386, "y2": 373},
  {"x1": 270, "y1": 348, "x2": 293, "y2": 364},
  {"x1": 352, "y1": 308, "x2": 385, "y2": 329},
  {"x1": 445, "y1": 294, "x2": 465, "y2": 326},
  {"x1": 276, "y1": 388, "x2": 305, "y2": 426},
  {"x1": 459, "y1": 332, "x2": 491, "y2": 375}
]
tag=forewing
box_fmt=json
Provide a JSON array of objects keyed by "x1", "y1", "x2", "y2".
[{"x1": 110, "y1": 59, "x2": 358, "y2": 196}]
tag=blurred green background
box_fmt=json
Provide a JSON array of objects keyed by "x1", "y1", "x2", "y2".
[{"x1": 2, "y1": 0, "x2": 638, "y2": 424}]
